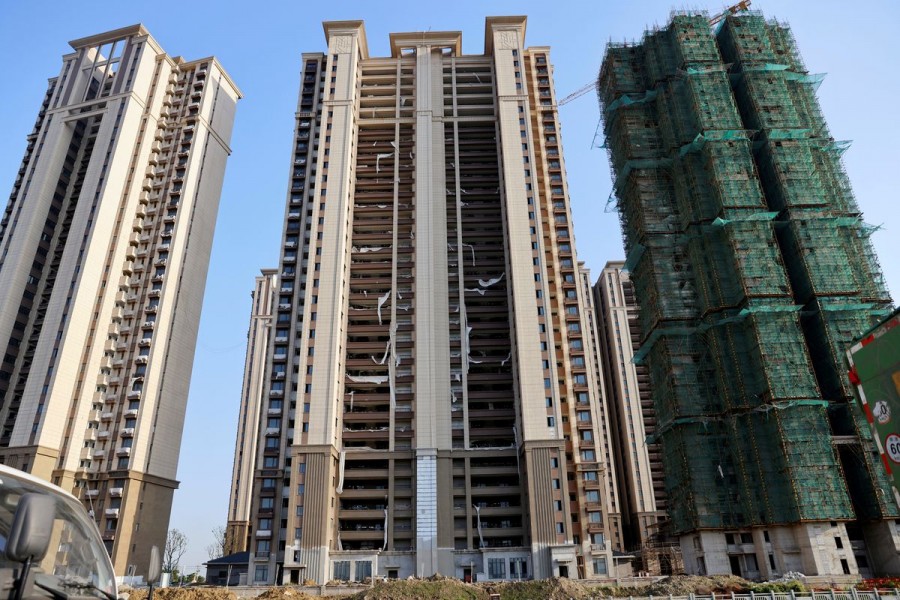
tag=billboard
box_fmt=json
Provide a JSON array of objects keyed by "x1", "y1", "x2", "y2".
[{"x1": 847, "y1": 308, "x2": 900, "y2": 507}]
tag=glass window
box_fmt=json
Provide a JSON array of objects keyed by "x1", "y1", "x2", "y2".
[
  {"x1": 355, "y1": 560, "x2": 372, "y2": 581},
  {"x1": 488, "y1": 558, "x2": 506, "y2": 579},
  {"x1": 593, "y1": 558, "x2": 608, "y2": 575},
  {"x1": 254, "y1": 566, "x2": 268, "y2": 582},
  {"x1": 333, "y1": 561, "x2": 350, "y2": 581}
]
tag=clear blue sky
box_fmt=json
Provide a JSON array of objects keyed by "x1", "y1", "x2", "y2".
[{"x1": 1, "y1": 0, "x2": 898, "y2": 572}]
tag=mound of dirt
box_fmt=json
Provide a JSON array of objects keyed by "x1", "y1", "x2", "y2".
[
  {"x1": 124, "y1": 588, "x2": 237, "y2": 600},
  {"x1": 489, "y1": 577, "x2": 595, "y2": 600},
  {"x1": 344, "y1": 578, "x2": 489, "y2": 600},
  {"x1": 645, "y1": 575, "x2": 752, "y2": 596},
  {"x1": 254, "y1": 587, "x2": 323, "y2": 600}
]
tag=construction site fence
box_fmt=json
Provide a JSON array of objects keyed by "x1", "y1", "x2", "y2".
[{"x1": 592, "y1": 592, "x2": 900, "y2": 600}]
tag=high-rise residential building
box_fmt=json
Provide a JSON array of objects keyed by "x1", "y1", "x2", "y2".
[
  {"x1": 226, "y1": 269, "x2": 278, "y2": 556},
  {"x1": 232, "y1": 17, "x2": 620, "y2": 585},
  {"x1": 0, "y1": 25, "x2": 240, "y2": 576},
  {"x1": 594, "y1": 261, "x2": 680, "y2": 575},
  {"x1": 599, "y1": 10, "x2": 898, "y2": 579}
]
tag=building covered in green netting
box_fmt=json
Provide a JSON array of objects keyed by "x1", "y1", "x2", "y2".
[{"x1": 598, "y1": 10, "x2": 898, "y2": 579}]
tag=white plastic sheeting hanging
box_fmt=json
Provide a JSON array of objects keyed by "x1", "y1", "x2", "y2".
[
  {"x1": 473, "y1": 504, "x2": 485, "y2": 548},
  {"x1": 448, "y1": 243, "x2": 475, "y2": 266},
  {"x1": 388, "y1": 323, "x2": 398, "y2": 412},
  {"x1": 376, "y1": 152, "x2": 393, "y2": 173},
  {"x1": 346, "y1": 374, "x2": 389, "y2": 384},
  {"x1": 372, "y1": 339, "x2": 391, "y2": 365},
  {"x1": 383, "y1": 508, "x2": 389, "y2": 550},
  {"x1": 352, "y1": 245, "x2": 387, "y2": 253},
  {"x1": 465, "y1": 272, "x2": 504, "y2": 295},
  {"x1": 336, "y1": 450, "x2": 346, "y2": 494},
  {"x1": 501, "y1": 353, "x2": 512, "y2": 367},
  {"x1": 377, "y1": 291, "x2": 391, "y2": 325}
]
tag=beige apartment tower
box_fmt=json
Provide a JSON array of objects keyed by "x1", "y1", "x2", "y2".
[
  {"x1": 0, "y1": 25, "x2": 240, "y2": 576},
  {"x1": 594, "y1": 262, "x2": 681, "y2": 575},
  {"x1": 230, "y1": 17, "x2": 622, "y2": 585},
  {"x1": 226, "y1": 269, "x2": 278, "y2": 555}
]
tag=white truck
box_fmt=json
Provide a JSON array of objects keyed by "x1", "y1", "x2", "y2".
[{"x1": 0, "y1": 465, "x2": 117, "y2": 600}]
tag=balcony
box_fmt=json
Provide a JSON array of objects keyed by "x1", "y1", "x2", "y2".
[
  {"x1": 98, "y1": 431, "x2": 110, "y2": 440},
  {"x1": 85, "y1": 489, "x2": 99, "y2": 498},
  {"x1": 124, "y1": 409, "x2": 139, "y2": 418},
  {"x1": 105, "y1": 508, "x2": 120, "y2": 518},
  {"x1": 92, "y1": 449, "x2": 105, "y2": 458},
  {"x1": 121, "y1": 428, "x2": 135, "y2": 437},
  {"x1": 101, "y1": 412, "x2": 114, "y2": 421},
  {"x1": 109, "y1": 487, "x2": 123, "y2": 497},
  {"x1": 117, "y1": 447, "x2": 131, "y2": 457},
  {"x1": 255, "y1": 530, "x2": 272, "y2": 538}
]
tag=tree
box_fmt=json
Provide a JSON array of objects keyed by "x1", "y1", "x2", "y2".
[
  {"x1": 163, "y1": 529, "x2": 188, "y2": 573},
  {"x1": 205, "y1": 525, "x2": 227, "y2": 560}
]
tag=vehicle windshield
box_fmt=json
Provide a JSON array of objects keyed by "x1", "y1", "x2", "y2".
[{"x1": 0, "y1": 472, "x2": 116, "y2": 600}]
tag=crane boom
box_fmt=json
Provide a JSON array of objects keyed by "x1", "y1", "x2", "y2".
[{"x1": 558, "y1": 0, "x2": 751, "y2": 107}]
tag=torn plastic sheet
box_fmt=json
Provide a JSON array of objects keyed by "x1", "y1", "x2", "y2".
[
  {"x1": 336, "y1": 450, "x2": 346, "y2": 494},
  {"x1": 463, "y1": 321, "x2": 473, "y2": 375},
  {"x1": 388, "y1": 323, "x2": 397, "y2": 412},
  {"x1": 501, "y1": 353, "x2": 511, "y2": 366},
  {"x1": 347, "y1": 390, "x2": 354, "y2": 411},
  {"x1": 352, "y1": 245, "x2": 387, "y2": 253},
  {"x1": 376, "y1": 152, "x2": 393, "y2": 173},
  {"x1": 465, "y1": 272, "x2": 505, "y2": 295},
  {"x1": 383, "y1": 508, "x2": 388, "y2": 550},
  {"x1": 474, "y1": 505, "x2": 485, "y2": 548},
  {"x1": 372, "y1": 339, "x2": 391, "y2": 365},
  {"x1": 448, "y1": 242, "x2": 476, "y2": 266},
  {"x1": 377, "y1": 291, "x2": 391, "y2": 325},
  {"x1": 347, "y1": 374, "x2": 389, "y2": 384}
]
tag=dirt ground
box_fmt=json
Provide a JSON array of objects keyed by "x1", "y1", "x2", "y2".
[{"x1": 120, "y1": 574, "x2": 776, "y2": 600}]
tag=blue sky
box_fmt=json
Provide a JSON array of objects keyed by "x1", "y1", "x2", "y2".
[{"x1": 1, "y1": 0, "x2": 898, "y2": 571}]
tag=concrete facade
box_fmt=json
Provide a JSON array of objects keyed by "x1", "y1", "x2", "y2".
[
  {"x1": 230, "y1": 17, "x2": 620, "y2": 585},
  {"x1": 0, "y1": 24, "x2": 240, "y2": 577}
]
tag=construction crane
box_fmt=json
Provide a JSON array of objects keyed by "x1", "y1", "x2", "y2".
[{"x1": 558, "y1": 0, "x2": 752, "y2": 107}]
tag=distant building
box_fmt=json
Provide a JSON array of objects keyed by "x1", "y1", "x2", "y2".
[
  {"x1": 204, "y1": 552, "x2": 250, "y2": 587},
  {"x1": 0, "y1": 24, "x2": 240, "y2": 577},
  {"x1": 226, "y1": 269, "x2": 278, "y2": 555},
  {"x1": 594, "y1": 262, "x2": 681, "y2": 575},
  {"x1": 599, "y1": 10, "x2": 898, "y2": 579},
  {"x1": 229, "y1": 17, "x2": 620, "y2": 585}
]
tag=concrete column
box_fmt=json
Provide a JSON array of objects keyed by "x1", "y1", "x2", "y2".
[{"x1": 412, "y1": 43, "x2": 452, "y2": 576}]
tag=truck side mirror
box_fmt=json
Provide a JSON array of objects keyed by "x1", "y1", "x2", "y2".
[
  {"x1": 6, "y1": 493, "x2": 55, "y2": 563},
  {"x1": 7, "y1": 493, "x2": 56, "y2": 600}
]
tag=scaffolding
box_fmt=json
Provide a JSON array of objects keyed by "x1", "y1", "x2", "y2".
[
  {"x1": 687, "y1": 222, "x2": 792, "y2": 314},
  {"x1": 600, "y1": 10, "x2": 897, "y2": 534}
]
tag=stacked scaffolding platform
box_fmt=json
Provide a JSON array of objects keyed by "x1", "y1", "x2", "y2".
[{"x1": 599, "y1": 11, "x2": 896, "y2": 538}]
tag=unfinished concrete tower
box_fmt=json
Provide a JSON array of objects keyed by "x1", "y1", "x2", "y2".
[
  {"x1": 0, "y1": 25, "x2": 241, "y2": 576},
  {"x1": 598, "y1": 11, "x2": 898, "y2": 579},
  {"x1": 234, "y1": 17, "x2": 621, "y2": 585}
]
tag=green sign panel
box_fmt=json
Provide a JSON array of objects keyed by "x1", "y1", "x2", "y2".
[{"x1": 847, "y1": 309, "x2": 900, "y2": 506}]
